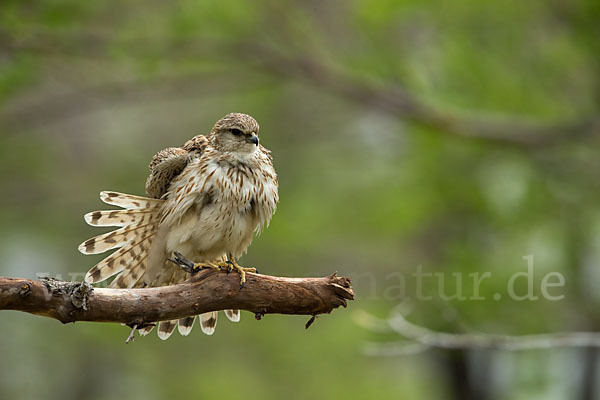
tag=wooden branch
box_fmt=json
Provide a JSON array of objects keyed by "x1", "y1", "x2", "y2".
[
  {"x1": 356, "y1": 310, "x2": 600, "y2": 356},
  {"x1": 0, "y1": 271, "x2": 354, "y2": 326}
]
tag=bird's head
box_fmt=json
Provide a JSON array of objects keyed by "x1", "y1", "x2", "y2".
[{"x1": 210, "y1": 113, "x2": 260, "y2": 155}]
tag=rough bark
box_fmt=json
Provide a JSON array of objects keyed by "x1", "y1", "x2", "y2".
[{"x1": 0, "y1": 270, "x2": 354, "y2": 326}]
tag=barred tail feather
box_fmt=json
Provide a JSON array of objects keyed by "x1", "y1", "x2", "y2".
[
  {"x1": 100, "y1": 191, "x2": 163, "y2": 210},
  {"x1": 78, "y1": 223, "x2": 156, "y2": 255},
  {"x1": 108, "y1": 253, "x2": 148, "y2": 288},
  {"x1": 138, "y1": 325, "x2": 154, "y2": 336},
  {"x1": 225, "y1": 309, "x2": 240, "y2": 322},
  {"x1": 81, "y1": 191, "x2": 163, "y2": 285},
  {"x1": 200, "y1": 312, "x2": 218, "y2": 335},
  {"x1": 158, "y1": 320, "x2": 177, "y2": 340},
  {"x1": 178, "y1": 316, "x2": 196, "y2": 336},
  {"x1": 84, "y1": 209, "x2": 157, "y2": 227},
  {"x1": 84, "y1": 235, "x2": 155, "y2": 284}
]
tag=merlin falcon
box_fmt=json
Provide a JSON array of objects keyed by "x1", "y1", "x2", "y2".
[{"x1": 78, "y1": 113, "x2": 279, "y2": 339}]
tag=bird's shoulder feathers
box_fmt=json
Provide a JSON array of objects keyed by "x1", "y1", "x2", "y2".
[{"x1": 145, "y1": 135, "x2": 209, "y2": 199}]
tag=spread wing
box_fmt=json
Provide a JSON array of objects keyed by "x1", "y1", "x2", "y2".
[{"x1": 145, "y1": 135, "x2": 208, "y2": 199}]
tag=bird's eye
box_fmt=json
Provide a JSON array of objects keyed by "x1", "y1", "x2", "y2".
[{"x1": 230, "y1": 129, "x2": 242, "y2": 136}]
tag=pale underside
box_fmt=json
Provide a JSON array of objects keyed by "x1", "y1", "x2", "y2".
[{"x1": 147, "y1": 149, "x2": 279, "y2": 286}]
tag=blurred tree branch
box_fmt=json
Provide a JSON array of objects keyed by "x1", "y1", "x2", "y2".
[
  {"x1": 2, "y1": 30, "x2": 599, "y2": 146},
  {"x1": 247, "y1": 46, "x2": 600, "y2": 147},
  {"x1": 357, "y1": 310, "x2": 600, "y2": 355},
  {"x1": 0, "y1": 272, "x2": 354, "y2": 326},
  {"x1": 1, "y1": 72, "x2": 274, "y2": 131}
]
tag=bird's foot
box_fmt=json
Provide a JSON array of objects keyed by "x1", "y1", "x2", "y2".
[
  {"x1": 170, "y1": 253, "x2": 256, "y2": 288},
  {"x1": 169, "y1": 251, "x2": 199, "y2": 274},
  {"x1": 169, "y1": 252, "x2": 227, "y2": 274},
  {"x1": 194, "y1": 261, "x2": 229, "y2": 272},
  {"x1": 226, "y1": 261, "x2": 257, "y2": 290}
]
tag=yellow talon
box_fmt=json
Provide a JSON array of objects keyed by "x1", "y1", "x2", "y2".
[
  {"x1": 192, "y1": 261, "x2": 229, "y2": 272},
  {"x1": 226, "y1": 260, "x2": 256, "y2": 289},
  {"x1": 189, "y1": 257, "x2": 256, "y2": 289}
]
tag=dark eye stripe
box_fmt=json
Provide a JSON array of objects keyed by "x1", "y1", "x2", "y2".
[{"x1": 230, "y1": 129, "x2": 242, "y2": 136}]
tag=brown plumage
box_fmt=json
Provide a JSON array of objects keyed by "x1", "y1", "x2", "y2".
[{"x1": 79, "y1": 113, "x2": 279, "y2": 339}]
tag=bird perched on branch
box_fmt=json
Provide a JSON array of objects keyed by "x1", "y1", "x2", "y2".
[{"x1": 78, "y1": 113, "x2": 279, "y2": 339}]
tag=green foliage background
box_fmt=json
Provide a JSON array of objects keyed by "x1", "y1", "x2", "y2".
[{"x1": 1, "y1": 0, "x2": 599, "y2": 399}]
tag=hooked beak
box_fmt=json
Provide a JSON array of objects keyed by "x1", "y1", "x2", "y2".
[{"x1": 247, "y1": 133, "x2": 259, "y2": 146}]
